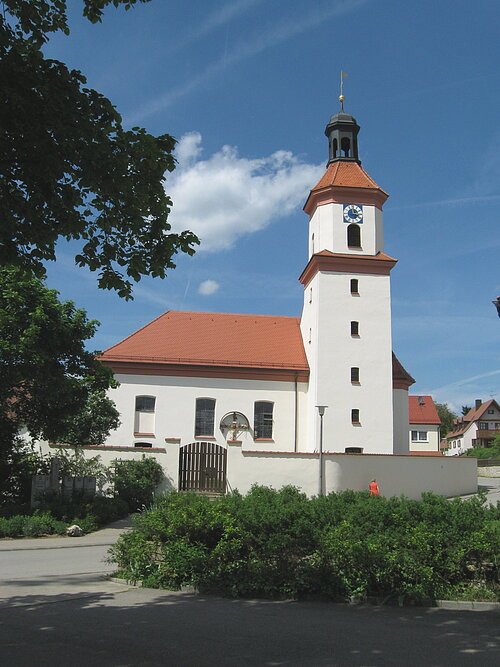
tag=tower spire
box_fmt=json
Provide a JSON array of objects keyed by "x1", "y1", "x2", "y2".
[{"x1": 339, "y1": 70, "x2": 347, "y2": 111}]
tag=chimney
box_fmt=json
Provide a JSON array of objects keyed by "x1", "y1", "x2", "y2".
[{"x1": 475, "y1": 399, "x2": 482, "y2": 410}]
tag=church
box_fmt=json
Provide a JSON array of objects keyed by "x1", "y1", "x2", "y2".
[{"x1": 82, "y1": 107, "x2": 475, "y2": 499}]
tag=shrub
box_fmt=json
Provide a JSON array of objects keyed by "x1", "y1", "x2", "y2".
[
  {"x1": 113, "y1": 457, "x2": 164, "y2": 511},
  {"x1": 109, "y1": 486, "x2": 500, "y2": 602},
  {"x1": 0, "y1": 512, "x2": 67, "y2": 538}
]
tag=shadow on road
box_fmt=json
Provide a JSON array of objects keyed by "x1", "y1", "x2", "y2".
[{"x1": 0, "y1": 586, "x2": 498, "y2": 666}]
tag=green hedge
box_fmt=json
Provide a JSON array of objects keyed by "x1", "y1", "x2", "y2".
[
  {"x1": 109, "y1": 486, "x2": 500, "y2": 602},
  {"x1": 0, "y1": 496, "x2": 129, "y2": 538},
  {"x1": 0, "y1": 512, "x2": 67, "y2": 538}
]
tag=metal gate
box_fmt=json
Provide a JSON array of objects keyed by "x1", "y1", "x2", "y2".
[{"x1": 178, "y1": 442, "x2": 227, "y2": 494}]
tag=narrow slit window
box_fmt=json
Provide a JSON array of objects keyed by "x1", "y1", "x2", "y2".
[
  {"x1": 350, "y1": 278, "x2": 359, "y2": 294},
  {"x1": 195, "y1": 398, "x2": 216, "y2": 437},
  {"x1": 351, "y1": 367, "x2": 360, "y2": 383},
  {"x1": 351, "y1": 321, "x2": 359, "y2": 336},
  {"x1": 351, "y1": 409, "x2": 360, "y2": 424}
]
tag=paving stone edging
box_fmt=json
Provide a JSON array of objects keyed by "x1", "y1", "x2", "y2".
[{"x1": 107, "y1": 577, "x2": 499, "y2": 611}]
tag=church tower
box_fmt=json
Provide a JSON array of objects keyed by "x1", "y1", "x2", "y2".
[{"x1": 300, "y1": 107, "x2": 397, "y2": 454}]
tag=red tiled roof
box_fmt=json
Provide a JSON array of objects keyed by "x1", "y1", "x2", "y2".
[
  {"x1": 408, "y1": 395, "x2": 441, "y2": 425},
  {"x1": 99, "y1": 310, "x2": 309, "y2": 371},
  {"x1": 462, "y1": 399, "x2": 498, "y2": 423},
  {"x1": 392, "y1": 353, "x2": 415, "y2": 389},
  {"x1": 310, "y1": 161, "x2": 387, "y2": 194}
]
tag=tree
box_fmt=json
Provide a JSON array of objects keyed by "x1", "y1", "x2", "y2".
[
  {"x1": 0, "y1": 266, "x2": 120, "y2": 452},
  {"x1": 435, "y1": 403, "x2": 457, "y2": 438},
  {"x1": 0, "y1": 0, "x2": 199, "y2": 299},
  {"x1": 461, "y1": 405, "x2": 471, "y2": 416}
]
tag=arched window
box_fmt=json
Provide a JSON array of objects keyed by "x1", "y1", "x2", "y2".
[
  {"x1": 347, "y1": 224, "x2": 361, "y2": 248},
  {"x1": 134, "y1": 396, "x2": 155, "y2": 435},
  {"x1": 341, "y1": 137, "x2": 351, "y2": 157},
  {"x1": 195, "y1": 398, "x2": 216, "y2": 437},
  {"x1": 254, "y1": 401, "x2": 274, "y2": 439},
  {"x1": 332, "y1": 137, "x2": 338, "y2": 158}
]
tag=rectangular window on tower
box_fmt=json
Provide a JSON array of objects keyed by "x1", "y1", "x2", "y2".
[
  {"x1": 351, "y1": 367, "x2": 360, "y2": 384},
  {"x1": 351, "y1": 409, "x2": 360, "y2": 424},
  {"x1": 350, "y1": 279, "x2": 359, "y2": 295},
  {"x1": 351, "y1": 321, "x2": 359, "y2": 336}
]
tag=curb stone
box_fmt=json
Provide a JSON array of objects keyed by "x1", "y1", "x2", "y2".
[{"x1": 107, "y1": 578, "x2": 499, "y2": 611}]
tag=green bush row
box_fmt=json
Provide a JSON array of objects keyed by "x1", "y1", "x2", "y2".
[
  {"x1": 0, "y1": 511, "x2": 67, "y2": 538},
  {"x1": 109, "y1": 486, "x2": 500, "y2": 603},
  {"x1": 0, "y1": 496, "x2": 129, "y2": 538}
]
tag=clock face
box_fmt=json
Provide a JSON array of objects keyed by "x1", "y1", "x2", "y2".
[{"x1": 343, "y1": 204, "x2": 363, "y2": 223}]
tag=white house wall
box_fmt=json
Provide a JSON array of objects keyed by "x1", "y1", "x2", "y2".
[
  {"x1": 308, "y1": 203, "x2": 384, "y2": 256},
  {"x1": 107, "y1": 374, "x2": 307, "y2": 452},
  {"x1": 409, "y1": 423, "x2": 440, "y2": 452},
  {"x1": 311, "y1": 270, "x2": 394, "y2": 454}
]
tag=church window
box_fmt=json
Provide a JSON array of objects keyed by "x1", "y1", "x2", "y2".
[
  {"x1": 134, "y1": 396, "x2": 155, "y2": 435},
  {"x1": 345, "y1": 447, "x2": 363, "y2": 454},
  {"x1": 254, "y1": 401, "x2": 274, "y2": 439},
  {"x1": 351, "y1": 367, "x2": 360, "y2": 383},
  {"x1": 195, "y1": 398, "x2": 216, "y2": 437},
  {"x1": 350, "y1": 278, "x2": 359, "y2": 294},
  {"x1": 347, "y1": 224, "x2": 361, "y2": 248},
  {"x1": 134, "y1": 442, "x2": 152, "y2": 448},
  {"x1": 351, "y1": 409, "x2": 360, "y2": 424},
  {"x1": 341, "y1": 137, "x2": 351, "y2": 157},
  {"x1": 309, "y1": 287, "x2": 313, "y2": 303},
  {"x1": 311, "y1": 233, "x2": 315, "y2": 253},
  {"x1": 351, "y1": 321, "x2": 359, "y2": 336}
]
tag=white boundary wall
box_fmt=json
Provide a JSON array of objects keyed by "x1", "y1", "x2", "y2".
[{"x1": 44, "y1": 442, "x2": 477, "y2": 501}]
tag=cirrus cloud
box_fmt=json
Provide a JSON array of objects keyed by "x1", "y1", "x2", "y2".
[{"x1": 167, "y1": 132, "x2": 323, "y2": 252}]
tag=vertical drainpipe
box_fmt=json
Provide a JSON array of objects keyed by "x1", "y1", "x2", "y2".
[{"x1": 294, "y1": 374, "x2": 298, "y2": 452}]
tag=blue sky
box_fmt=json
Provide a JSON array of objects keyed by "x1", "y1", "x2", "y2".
[{"x1": 43, "y1": 0, "x2": 500, "y2": 413}]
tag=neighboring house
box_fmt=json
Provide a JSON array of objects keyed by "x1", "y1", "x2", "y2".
[
  {"x1": 42, "y1": 107, "x2": 478, "y2": 499},
  {"x1": 408, "y1": 395, "x2": 441, "y2": 455},
  {"x1": 445, "y1": 399, "x2": 500, "y2": 456}
]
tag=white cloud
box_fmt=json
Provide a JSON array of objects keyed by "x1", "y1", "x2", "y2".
[
  {"x1": 198, "y1": 279, "x2": 220, "y2": 296},
  {"x1": 168, "y1": 132, "x2": 323, "y2": 251}
]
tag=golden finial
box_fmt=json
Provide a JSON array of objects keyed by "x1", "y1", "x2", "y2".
[{"x1": 339, "y1": 70, "x2": 348, "y2": 111}]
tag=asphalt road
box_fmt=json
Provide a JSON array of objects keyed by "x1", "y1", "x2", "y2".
[{"x1": 0, "y1": 480, "x2": 499, "y2": 667}]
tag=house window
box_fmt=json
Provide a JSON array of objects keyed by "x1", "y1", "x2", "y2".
[
  {"x1": 351, "y1": 367, "x2": 360, "y2": 383},
  {"x1": 254, "y1": 401, "x2": 274, "y2": 439},
  {"x1": 479, "y1": 422, "x2": 488, "y2": 430},
  {"x1": 134, "y1": 442, "x2": 152, "y2": 448},
  {"x1": 347, "y1": 224, "x2": 361, "y2": 248},
  {"x1": 134, "y1": 396, "x2": 155, "y2": 435},
  {"x1": 351, "y1": 321, "x2": 359, "y2": 336},
  {"x1": 487, "y1": 409, "x2": 494, "y2": 414},
  {"x1": 350, "y1": 278, "x2": 359, "y2": 295},
  {"x1": 351, "y1": 409, "x2": 360, "y2": 424},
  {"x1": 195, "y1": 398, "x2": 216, "y2": 437},
  {"x1": 495, "y1": 423, "x2": 500, "y2": 430},
  {"x1": 411, "y1": 430, "x2": 428, "y2": 442}
]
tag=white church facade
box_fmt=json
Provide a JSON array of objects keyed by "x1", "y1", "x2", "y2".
[{"x1": 50, "y1": 109, "x2": 477, "y2": 499}]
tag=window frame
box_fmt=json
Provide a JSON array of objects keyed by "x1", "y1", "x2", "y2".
[
  {"x1": 351, "y1": 408, "x2": 360, "y2": 424},
  {"x1": 351, "y1": 367, "x2": 360, "y2": 383},
  {"x1": 134, "y1": 395, "x2": 156, "y2": 436},
  {"x1": 350, "y1": 278, "x2": 359, "y2": 295},
  {"x1": 411, "y1": 430, "x2": 428, "y2": 442},
  {"x1": 351, "y1": 321, "x2": 359, "y2": 336},
  {"x1": 254, "y1": 401, "x2": 274, "y2": 440},
  {"x1": 195, "y1": 397, "x2": 216, "y2": 437},
  {"x1": 347, "y1": 223, "x2": 361, "y2": 248}
]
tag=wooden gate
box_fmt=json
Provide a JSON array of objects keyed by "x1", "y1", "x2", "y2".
[{"x1": 178, "y1": 442, "x2": 227, "y2": 494}]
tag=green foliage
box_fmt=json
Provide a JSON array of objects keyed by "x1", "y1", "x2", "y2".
[
  {"x1": 0, "y1": 0, "x2": 198, "y2": 299},
  {"x1": 0, "y1": 511, "x2": 67, "y2": 537},
  {"x1": 113, "y1": 457, "x2": 164, "y2": 511},
  {"x1": 0, "y1": 267, "x2": 120, "y2": 470},
  {"x1": 435, "y1": 403, "x2": 457, "y2": 437},
  {"x1": 109, "y1": 487, "x2": 500, "y2": 602},
  {"x1": 466, "y1": 440, "x2": 500, "y2": 459}
]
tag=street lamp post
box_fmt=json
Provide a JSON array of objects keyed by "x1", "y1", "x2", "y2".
[{"x1": 316, "y1": 405, "x2": 327, "y2": 496}]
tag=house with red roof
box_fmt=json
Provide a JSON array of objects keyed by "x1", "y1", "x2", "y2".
[
  {"x1": 445, "y1": 399, "x2": 500, "y2": 456},
  {"x1": 46, "y1": 106, "x2": 478, "y2": 498},
  {"x1": 408, "y1": 395, "x2": 441, "y2": 455}
]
